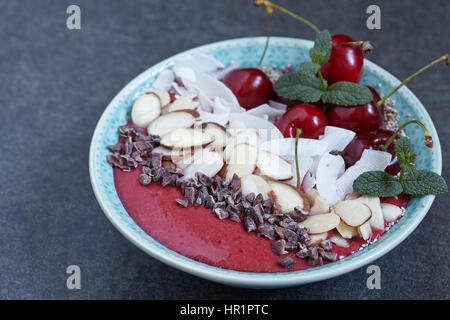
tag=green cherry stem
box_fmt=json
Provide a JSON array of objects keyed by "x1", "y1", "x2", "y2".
[
  {"x1": 332, "y1": 41, "x2": 373, "y2": 54},
  {"x1": 295, "y1": 128, "x2": 303, "y2": 190},
  {"x1": 382, "y1": 120, "x2": 433, "y2": 151},
  {"x1": 317, "y1": 70, "x2": 327, "y2": 91},
  {"x1": 253, "y1": 0, "x2": 320, "y2": 34},
  {"x1": 377, "y1": 54, "x2": 450, "y2": 107},
  {"x1": 257, "y1": 7, "x2": 273, "y2": 68}
]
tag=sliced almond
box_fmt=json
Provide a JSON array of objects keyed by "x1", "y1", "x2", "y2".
[
  {"x1": 267, "y1": 180, "x2": 309, "y2": 213},
  {"x1": 240, "y1": 174, "x2": 272, "y2": 200},
  {"x1": 358, "y1": 221, "x2": 372, "y2": 240},
  {"x1": 164, "y1": 92, "x2": 199, "y2": 113},
  {"x1": 131, "y1": 93, "x2": 161, "y2": 127},
  {"x1": 160, "y1": 128, "x2": 214, "y2": 149},
  {"x1": 151, "y1": 146, "x2": 192, "y2": 161},
  {"x1": 147, "y1": 111, "x2": 196, "y2": 137},
  {"x1": 225, "y1": 143, "x2": 258, "y2": 181},
  {"x1": 304, "y1": 188, "x2": 329, "y2": 215},
  {"x1": 310, "y1": 195, "x2": 329, "y2": 215},
  {"x1": 344, "y1": 192, "x2": 361, "y2": 200},
  {"x1": 223, "y1": 129, "x2": 259, "y2": 161},
  {"x1": 332, "y1": 200, "x2": 372, "y2": 227},
  {"x1": 336, "y1": 221, "x2": 359, "y2": 239},
  {"x1": 355, "y1": 196, "x2": 385, "y2": 231},
  {"x1": 307, "y1": 232, "x2": 328, "y2": 246},
  {"x1": 182, "y1": 149, "x2": 224, "y2": 180},
  {"x1": 305, "y1": 188, "x2": 320, "y2": 203},
  {"x1": 256, "y1": 150, "x2": 293, "y2": 181},
  {"x1": 298, "y1": 213, "x2": 340, "y2": 234},
  {"x1": 144, "y1": 88, "x2": 171, "y2": 107},
  {"x1": 202, "y1": 122, "x2": 229, "y2": 150}
]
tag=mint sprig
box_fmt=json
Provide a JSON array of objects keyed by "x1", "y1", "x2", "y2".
[
  {"x1": 321, "y1": 81, "x2": 373, "y2": 106},
  {"x1": 310, "y1": 30, "x2": 332, "y2": 65},
  {"x1": 353, "y1": 137, "x2": 447, "y2": 197},
  {"x1": 274, "y1": 62, "x2": 323, "y2": 102},
  {"x1": 353, "y1": 171, "x2": 403, "y2": 197},
  {"x1": 274, "y1": 29, "x2": 373, "y2": 106}
]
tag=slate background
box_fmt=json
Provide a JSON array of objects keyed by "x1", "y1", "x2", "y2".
[{"x1": 0, "y1": 0, "x2": 449, "y2": 299}]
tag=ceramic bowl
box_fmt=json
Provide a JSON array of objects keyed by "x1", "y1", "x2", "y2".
[{"x1": 89, "y1": 37, "x2": 442, "y2": 288}]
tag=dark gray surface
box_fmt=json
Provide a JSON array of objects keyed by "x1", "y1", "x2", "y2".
[{"x1": 0, "y1": 0, "x2": 449, "y2": 299}]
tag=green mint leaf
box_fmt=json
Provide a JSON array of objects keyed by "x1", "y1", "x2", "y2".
[
  {"x1": 353, "y1": 171, "x2": 403, "y2": 197},
  {"x1": 395, "y1": 137, "x2": 416, "y2": 167},
  {"x1": 274, "y1": 70, "x2": 324, "y2": 102},
  {"x1": 401, "y1": 169, "x2": 448, "y2": 196},
  {"x1": 321, "y1": 81, "x2": 373, "y2": 106},
  {"x1": 310, "y1": 30, "x2": 332, "y2": 65},
  {"x1": 298, "y1": 61, "x2": 321, "y2": 75}
]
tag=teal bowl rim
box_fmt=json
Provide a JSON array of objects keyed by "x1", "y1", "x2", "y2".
[{"x1": 89, "y1": 37, "x2": 442, "y2": 288}]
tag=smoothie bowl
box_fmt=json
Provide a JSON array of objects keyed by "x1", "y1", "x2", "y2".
[{"x1": 89, "y1": 37, "x2": 445, "y2": 288}]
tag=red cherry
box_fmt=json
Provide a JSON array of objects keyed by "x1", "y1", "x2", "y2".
[
  {"x1": 380, "y1": 194, "x2": 410, "y2": 209},
  {"x1": 342, "y1": 129, "x2": 401, "y2": 175},
  {"x1": 321, "y1": 34, "x2": 364, "y2": 84},
  {"x1": 275, "y1": 104, "x2": 327, "y2": 139},
  {"x1": 327, "y1": 86, "x2": 384, "y2": 134},
  {"x1": 222, "y1": 68, "x2": 275, "y2": 110}
]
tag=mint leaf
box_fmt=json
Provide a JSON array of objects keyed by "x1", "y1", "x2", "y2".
[
  {"x1": 274, "y1": 71, "x2": 324, "y2": 102},
  {"x1": 401, "y1": 169, "x2": 448, "y2": 196},
  {"x1": 321, "y1": 81, "x2": 373, "y2": 106},
  {"x1": 395, "y1": 137, "x2": 416, "y2": 167},
  {"x1": 310, "y1": 30, "x2": 332, "y2": 65},
  {"x1": 298, "y1": 61, "x2": 321, "y2": 75},
  {"x1": 353, "y1": 171, "x2": 403, "y2": 197}
]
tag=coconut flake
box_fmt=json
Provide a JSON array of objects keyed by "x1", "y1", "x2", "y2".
[
  {"x1": 381, "y1": 203, "x2": 403, "y2": 222},
  {"x1": 259, "y1": 138, "x2": 328, "y2": 158},
  {"x1": 174, "y1": 53, "x2": 224, "y2": 74},
  {"x1": 152, "y1": 69, "x2": 175, "y2": 91},
  {"x1": 246, "y1": 104, "x2": 286, "y2": 122},
  {"x1": 336, "y1": 149, "x2": 392, "y2": 198},
  {"x1": 319, "y1": 126, "x2": 356, "y2": 153},
  {"x1": 268, "y1": 100, "x2": 288, "y2": 111},
  {"x1": 229, "y1": 112, "x2": 282, "y2": 141},
  {"x1": 209, "y1": 61, "x2": 241, "y2": 80},
  {"x1": 316, "y1": 154, "x2": 346, "y2": 205},
  {"x1": 301, "y1": 170, "x2": 316, "y2": 191},
  {"x1": 330, "y1": 235, "x2": 350, "y2": 248}
]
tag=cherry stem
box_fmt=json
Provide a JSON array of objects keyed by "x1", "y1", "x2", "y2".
[
  {"x1": 317, "y1": 70, "x2": 327, "y2": 91},
  {"x1": 382, "y1": 120, "x2": 433, "y2": 151},
  {"x1": 333, "y1": 41, "x2": 373, "y2": 54},
  {"x1": 295, "y1": 128, "x2": 303, "y2": 190},
  {"x1": 253, "y1": 0, "x2": 320, "y2": 34},
  {"x1": 257, "y1": 8, "x2": 273, "y2": 69},
  {"x1": 377, "y1": 54, "x2": 450, "y2": 107}
]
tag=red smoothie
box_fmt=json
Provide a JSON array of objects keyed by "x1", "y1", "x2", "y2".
[{"x1": 114, "y1": 167, "x2": 390, "y2": 273}]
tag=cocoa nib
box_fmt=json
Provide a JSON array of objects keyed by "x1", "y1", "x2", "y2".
[
  {"x1": 272, "y1": 239, "x2": 288, "y2": 255},
  {"x1": 176, "y1": 198, "x2": 189, "y2": 207},
  {"x1": 139, "y1": 174, "x2": 152, "y2": 186},
  {"x1": 244, "y1": 215, "x2": 257, "y2": 233},
  {"x1": 278, "y1": 257, "x2": 296, "y2": 269}
]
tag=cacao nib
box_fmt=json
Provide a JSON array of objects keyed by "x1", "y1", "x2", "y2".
[
  {"x1": 214, "y1": 208, "x2": 229, "y2": 220},
  {"x1": 138, "y1": 174, "x2": 152, "y2": 186},
  {"x1": 176, "y1": 198, "x2": 189, "y2": 207},
  {"x1": 320, "y1": 251, "x2": 338, "y2": 262},
  {"x1": 272, "y1": 239, "x2": 288, "y2": 255},
  {"x1": 279, "y1": 257, "x2": 296, "y2": 269},
  {"x1": 244, "y1": 215, "x2": 257, "y2": 233},
  {"x1": 257, "y1": 223, "x2": 276, "y2": 240},
  {"x1": 320, "y1": 240, "x2": 333, "y2": 252}
]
